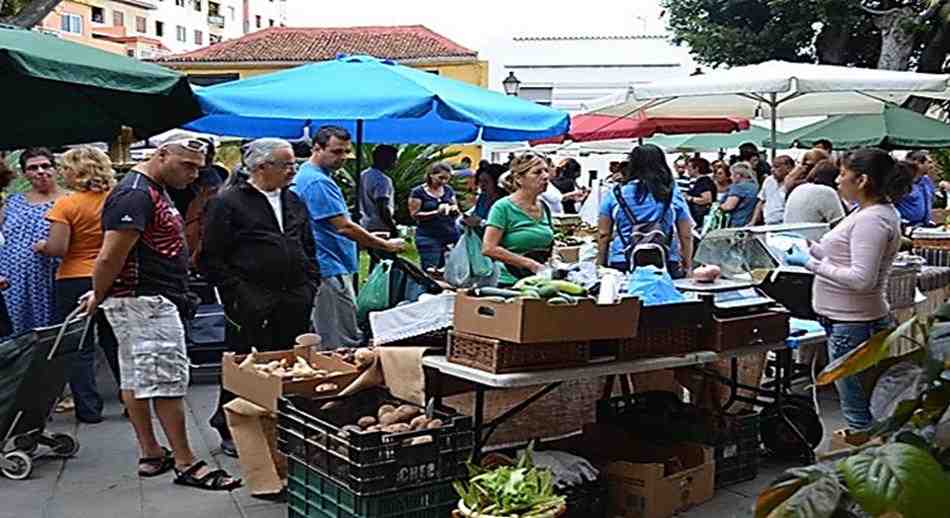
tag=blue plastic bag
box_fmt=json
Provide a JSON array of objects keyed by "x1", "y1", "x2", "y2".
[{"x1": 626, "y1": 266, "x2": 685, "y2": 306}]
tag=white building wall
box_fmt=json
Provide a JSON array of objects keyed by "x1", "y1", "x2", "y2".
[{"x1": 151, "y1": 0, "x2": 286, "y2": 54}]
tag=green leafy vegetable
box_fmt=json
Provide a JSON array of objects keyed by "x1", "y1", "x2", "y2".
[{"x1": 454, "y1": 445, "x2": 566, "y2": 517}]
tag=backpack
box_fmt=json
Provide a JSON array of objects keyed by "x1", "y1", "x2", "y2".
[{"x1": 612, "y1": 184, "x2": 673, "y2": 271}]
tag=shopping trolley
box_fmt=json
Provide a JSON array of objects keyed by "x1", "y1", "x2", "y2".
[{"x1": 0, "y1": 308, "x2": 88, "y2": 480}]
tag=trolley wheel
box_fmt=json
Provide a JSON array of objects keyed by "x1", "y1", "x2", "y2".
[
  {"x1": 50, "y1": 433, "x2": 79, "y2": 457},
  {"x1": 12, "y1": 435, "x2": 38, "y2": 456},
  {"x1": 761, "y1": 396, "x2": 823, "y2": 458},
  {"x1": 2, "y1": 451, "x2": 33, "y2": 480}
]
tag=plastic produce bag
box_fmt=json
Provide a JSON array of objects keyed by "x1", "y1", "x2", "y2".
[
  {"x1": 626, "y1": 265, "x2": 685, "y2": 306},
  {"x1": 357, "y1": 260, "x2": 391, "y2": 323},
  {"x1": 444, "y1": 229, "x2": 499, "y2": 288}
]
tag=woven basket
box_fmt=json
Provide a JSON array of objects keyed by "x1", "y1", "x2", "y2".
[
  {"x1": 448, "y1": 331, "x2": 589, "y2": 374},
  {"x1": 887, "y1": 266, "x2": 920, "y2": 310},
  {"x1": 611, "y1": 299, "x2": 708, "y2": 360}
]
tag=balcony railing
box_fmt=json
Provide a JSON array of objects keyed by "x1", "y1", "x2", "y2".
[{"x1": 208, "y1": 15, "x2": 225, "y2": 28}]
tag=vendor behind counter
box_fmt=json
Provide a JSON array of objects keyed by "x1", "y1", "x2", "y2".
[{"x1": 482, "y1": 151, "x2": 555, "y2": 286}]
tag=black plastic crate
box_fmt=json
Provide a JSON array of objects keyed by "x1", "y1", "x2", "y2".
[
  {"x1": 288, "y1": 457, "x2": 458, "y2": 518},
  {"x1": 277, "y1": 388, "x2": 474, "y2": 496},
  {"x1": 596, "y1": 392, "x2": 760, "y2": 488},
  {"x1": 563, "y1": 478, "x2": 607, "y2": 518}
]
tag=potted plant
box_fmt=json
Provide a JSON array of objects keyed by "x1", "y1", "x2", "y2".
[
  {"x1": 453, "y1": 446, "x2": 567, "y2": 518},
  {"x1": 756, "y1": 305, "x2": 950, "y2": 518}
]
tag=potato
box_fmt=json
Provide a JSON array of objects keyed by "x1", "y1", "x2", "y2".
[
  {"x1": 357, "y1": 416, "x2": 377, "y2": 429},
  {"x1": 409, "y1": 415, "x2": 430, "y2": 430},
  {"x1": 382, "y1": 423, "x2": 411, "y2": 434},
  {"x1": 314, "y1": 382, "x2": 339, "y2": 393},
  {"x1": 354, "y1": 348, "x2": 377, "y2": 369},
  {"x1": 379, "y1": 412, "x2": 401, "y2": 426},
  {"x1": 426, "y1": 419, "x2": 444, "y2": 430},
  {"x1": 339, "y1": 425, "x2": 362, "y2": 438},
  {"x1": 394, "y1": 405, "x2": 422, "y2": 422},
  {"x1": 377, "y1": 405, "x2": 396, "y2": 418},
  {"x1": 408, "y1": 436, "x2": 433, "y2": 446},
  {"x1": 365, "y1": 425, "x2": 383, "y2": 433}
]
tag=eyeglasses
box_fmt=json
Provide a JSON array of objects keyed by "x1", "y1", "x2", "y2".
[
  {"x1": 267, "y1": 159, "x2": 297, "y2": 169},
  {"x1": 25, "y1": 162, "x2": 55, "y2": 172}
]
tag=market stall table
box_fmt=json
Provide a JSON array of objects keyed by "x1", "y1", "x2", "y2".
[{"x1": 423, "y1": 325, "x2": 825, "y2": 461}]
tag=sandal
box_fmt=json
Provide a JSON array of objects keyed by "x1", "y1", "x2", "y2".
[
  {"x1": 173, "y1": 460, "x2": 242, "y2": 491},
  {"x1": 138, "y1": 447, "x2": 174, "y2": 477}
]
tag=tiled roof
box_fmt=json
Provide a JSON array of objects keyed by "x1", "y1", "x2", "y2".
[{"x1": 154, "y1": 25, "x2": 477, "y2": 64}]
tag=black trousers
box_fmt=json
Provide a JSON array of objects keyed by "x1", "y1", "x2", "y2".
[
  {"x1": 55, "y1": 277, "x2": 121, "y2": 420},
  {"x1": 209, "y1": 289, "x2": 313, "y2": 439}
]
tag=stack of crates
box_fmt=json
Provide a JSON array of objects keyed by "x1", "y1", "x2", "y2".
[{"x1": 277, "y1": 389, "x2": 474, "y2": 518}]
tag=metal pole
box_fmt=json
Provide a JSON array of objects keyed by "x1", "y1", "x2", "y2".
[
  {"x1": 354, "y1": 119, "x2": 364, "y2": 290},
  {"x1": 769, "y1": 92, "x2": 778, "y2": 162}
]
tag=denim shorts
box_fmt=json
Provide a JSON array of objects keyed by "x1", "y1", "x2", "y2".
[{"x1": 101, "y1": 295, "x2": 189, "y2": 399}]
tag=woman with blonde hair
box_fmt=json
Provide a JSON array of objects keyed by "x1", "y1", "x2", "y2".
[
  {"x1": 36, "y1": 146, "x2": 120, "y2": 424},
  {"x1": 409, "y1": 161, "x2": 461, "y2": 271},
  {"x1": 483, "y1": 152, "x2": 556, "y2": 285}
]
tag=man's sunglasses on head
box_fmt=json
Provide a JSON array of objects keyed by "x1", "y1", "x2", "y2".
[{"x1": 160, "y1": 138, "x2": 209, "y2": 155}]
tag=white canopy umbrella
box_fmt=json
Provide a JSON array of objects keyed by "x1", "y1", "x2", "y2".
[{"x1": 592, "y1": 61, "x2": 950, "y2": 157}]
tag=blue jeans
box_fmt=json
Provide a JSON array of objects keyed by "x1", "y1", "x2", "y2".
[
  {"x1": 820, "y1": 316, "x2": 893, "y2": 431},
  {"x1": 55, "y1": 277, "x2": 121, "y2": 421},
  {"x1": 416, "y1": 234, "x2": 454, "y2": 271}
]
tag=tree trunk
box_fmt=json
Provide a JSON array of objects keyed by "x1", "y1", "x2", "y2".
[
  {"x1": 815, "y1": 23, "x2": 852, "y2": 65},
  {"x1": 873, "y1": 7, "x2": 919, "y2": 70},
  {"x1": 905, "y1": 21, "x2": 950, "y2": 114},
  {"x1": 5, "y1": 0, "x2": 62, "y2": 28}
]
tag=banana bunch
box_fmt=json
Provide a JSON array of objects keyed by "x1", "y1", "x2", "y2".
[{"x1": 472, "y1": 277, "x2": 588, "y2": 305}]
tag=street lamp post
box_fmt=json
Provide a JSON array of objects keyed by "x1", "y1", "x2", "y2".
[{"x1": 502, "y1": 71, "x2": 521, "y2": 96}]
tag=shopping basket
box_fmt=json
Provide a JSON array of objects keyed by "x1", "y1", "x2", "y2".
[{"x1": 0, "y1": 307, "x2": 89, "y2": 480}]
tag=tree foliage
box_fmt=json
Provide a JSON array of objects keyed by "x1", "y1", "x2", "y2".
[{"x1": 661, "y1": 0, "x2": 950, "y2": 69}]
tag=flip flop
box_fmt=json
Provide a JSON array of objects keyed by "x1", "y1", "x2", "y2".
[
  {"x1": 173, "y1": 460, "x2": 242, "y2": 492},
  {"x1": 138, "y1": 447, "x2": 174, "y2": 477}
]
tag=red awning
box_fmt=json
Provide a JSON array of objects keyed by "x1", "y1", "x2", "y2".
[{"x1": 532, "y1": 113, "x2": 751, "y2": 145}]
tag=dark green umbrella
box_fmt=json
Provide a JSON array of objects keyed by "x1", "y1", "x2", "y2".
[
  {"x1": 0, "y1": 24, "x2": 200, "y2": 150},
  {"x1": 769, "y1": 104, "x2": 950, "y2": 150}
]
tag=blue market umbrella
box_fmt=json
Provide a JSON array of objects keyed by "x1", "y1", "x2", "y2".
[{"x1": 184, "y1": 54, "x2": 569, "y2": 143}]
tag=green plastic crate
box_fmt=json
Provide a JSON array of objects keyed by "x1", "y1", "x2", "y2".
[{"x1": 288, "y1": 458, "x2": 458, "y2": 518}]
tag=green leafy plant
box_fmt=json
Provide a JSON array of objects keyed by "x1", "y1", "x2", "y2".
[
  {"x1": 453, "y1": 445, "x2": 566, "y2": 517},
  {"x1": 337, "y1": 144, "x2": 461, "y2": 225},
  {"x1": 756, "y1": 304, "x2": 950, "y2": 518}
]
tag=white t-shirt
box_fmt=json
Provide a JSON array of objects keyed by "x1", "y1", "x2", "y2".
[
  {"x1": 250, "y1": 182, "x2": 284, "y2": 232},
  {"x1": 758, "y1": 175, "x2": 787, "y2": 225},
  {"x1": 784, "y1": 183, "x2": 845, "y2": 224},
  {"x1": 541, "y1": 183, "x2": 565, "y2": 215}
]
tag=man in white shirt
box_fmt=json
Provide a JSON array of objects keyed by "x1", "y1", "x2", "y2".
[
  {"x1": 200, "y1": 138, "x2": 320, "y2": 462},
  {"x1": 752, "y1": 155, "x2": 794, "y2": 225}
]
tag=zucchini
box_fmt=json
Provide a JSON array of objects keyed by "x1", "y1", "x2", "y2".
[{"x1": 473, "y1": 287, "x2": 522, "y2": 299}]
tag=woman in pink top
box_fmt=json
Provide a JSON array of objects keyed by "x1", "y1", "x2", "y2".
[{"x1": 786, "y1": 148, "x2": 913, "y2": 431}]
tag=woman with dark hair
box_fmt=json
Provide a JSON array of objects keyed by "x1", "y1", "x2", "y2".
[
  {"x1": 684, "y1": 157, "x2": 716, "y2": 227},
  {"x1": 409, "y1": 161, "x2": 460, "y2": 271},
  {"x1": 786, "y1": 148, "x2": 914, "y2": 432},
  {"x1": 463, "y1": 163, "x2": 506, "y2": 231},
  {"x1": 711, "y1": 160, "x2": 732, "y2": 202},
  {"x1": 0, "y1": 148, "x2": 64, "y2": 338},
  {"x1": 784, "y1": 159, "x2": 846, "y2": 224},
  {"x1": 551, "y1": 158, "x2": 585, "y2": 214},
  {"x1": 597, "y1": 144, "x2": 693, "y2": 277}
]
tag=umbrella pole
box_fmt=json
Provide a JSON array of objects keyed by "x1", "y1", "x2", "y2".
[
  {"x1": 769, "y1": 93, "x2": 778, "y2": 162},
  {"x1": 354, "y1": 119, "x2": 364, "y2": 291}
]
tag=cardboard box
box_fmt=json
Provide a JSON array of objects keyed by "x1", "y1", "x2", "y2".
[
  {"x1": 556, "y1": 246, "x2": 581, "y2": 263},
  {"x1": 571, "y1": 424, "x2": 714, "y2": 518},
  {"x1": 453, "y1": 293, "x2": 640, "y2": 344},
  {"x1": 222, "y1": 346, "x2": 359, "y2": 412}
]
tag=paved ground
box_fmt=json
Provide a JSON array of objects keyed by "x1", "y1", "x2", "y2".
[{"x1": 0, "y1": 360, "x2": 846, "y2": 518}]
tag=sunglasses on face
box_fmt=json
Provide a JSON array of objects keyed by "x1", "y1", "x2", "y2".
[
  {"x1": 25, "y1": 163, "x2": 55, "y2": 173},
  {"x1": 161, "y1": 138, "x2": 209, "y2": 155}
]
